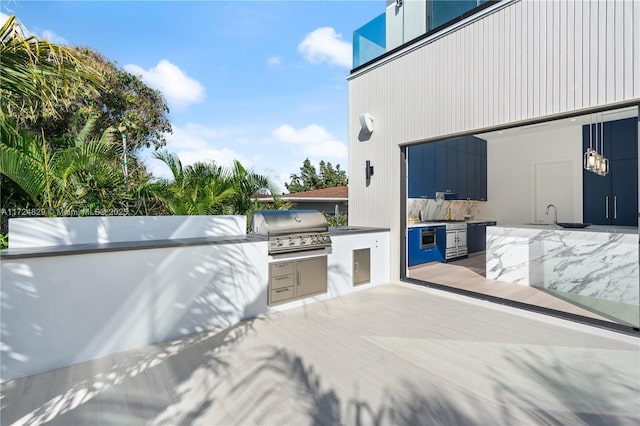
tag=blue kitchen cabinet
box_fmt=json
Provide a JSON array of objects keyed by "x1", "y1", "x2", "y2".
[
  {"x1": 457, "y1": 145, "x2": 468, "y2": 199},
  {"x1": 479, "y1": 139, "x2": 487, "y2": 201},
  {"x1": 408, "y1": 227, "x2": 444, "y2": 267},
  {"x1": 610, "y1": 117, "x2": 637, "y2": 161},
  {"x1": 435, "y1": 226, "x2": 446, "y2": 259},
  {"x1": 583, "y1": 162, "x2": 612, "y2": 225},
  {"x1": 466, "y1": 143, "x2": 476, "y2": 200},
  {"x1": 467, "y1": 221, "x2": 495, "y2": 254},
  {"x1": 467, "y1": 223, "x2": 478, "y2": 253},
  {"x1": 408, "y1": 136, "x2": 487, "y2": 201},
  {"x1": 446, "y1": 143, "x2": 458, "y2": 195},
  {"x1": 407, "y1": 145, "x2": 424, "y2": 198},
  {"x1": 479, "y1": 221, "x2": 496, "y2": 251},
  {"x1": 611, "y1": 158, "x2": 638, "y2": 226},
  {"x1": 464, "y1": 136, "x2": 487, "y2": 201},
  {"x1": 583, "y1": 118, "x2": 638, "y2": 226},
  {"x1": 434, "y1": 141, "x2": 448, "y2": 194},
  {"x1": 407, "y1": 228, "x2": 420, "y2": 266},
  {"x1": 408, "y1": 143, "x2": 436, "y2": 198}
]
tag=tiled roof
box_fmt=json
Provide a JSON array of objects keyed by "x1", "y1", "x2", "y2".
[{"x1": 285, "y1": 186, "x2": 348, "y2": 199}]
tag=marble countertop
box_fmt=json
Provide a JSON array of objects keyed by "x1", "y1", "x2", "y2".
[{"x1": 496, "y1": 223, "x2": 638, "y2": 235}]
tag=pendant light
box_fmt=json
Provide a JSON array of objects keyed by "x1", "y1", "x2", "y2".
[
  {"x1": 583, "y1": 8, "x2": 610, "y2": 177},
  {"x1": 596, "y1": 114, "x2": 609, "y2": 176},
  {"x1": 583, "y1": 116, "x2": 597, "y2": 172}
]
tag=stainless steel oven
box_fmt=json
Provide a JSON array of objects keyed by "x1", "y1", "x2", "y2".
[{"x1": 420, "y1": 227, "x2": 436, "y2": 249}]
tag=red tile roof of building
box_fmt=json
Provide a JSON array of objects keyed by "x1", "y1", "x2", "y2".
[{"x1": 285, "y1": 186, "x2": 348, "y2": 199}]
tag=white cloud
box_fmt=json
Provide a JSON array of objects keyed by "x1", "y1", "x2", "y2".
[
  {"x1": 0, "y1": 12, "x2": 12, "y2": 26},
  {"x1": 1, "y1": 13, "x2": 67, "y2": 43},
  {"x1": 298, "y1": 27, "x2": 351, "y2": 68},
  {"x1": 144, "y1": 123, "x2": 250, "y2": 179},
  {"x1": 123, "y1": 60, "x2": 205, "y2": 110},
  {"x1": 38, "y1": 29, "x2": 68, "y2": 45},
  {"x1": 266, "y1": 56, "x2": 281, "y2": 68},
  {"x1": 272, "y1": 124, "x2": 348, "y2": 159}
]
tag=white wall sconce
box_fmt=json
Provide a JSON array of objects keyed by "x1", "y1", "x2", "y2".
[{"x1": 359, "y1": 113, "x2": 374, "y2": 134}]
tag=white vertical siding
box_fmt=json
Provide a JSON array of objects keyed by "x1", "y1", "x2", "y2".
[{"x1": 348, "y1": 0, "x2": 639, "y2": 282}]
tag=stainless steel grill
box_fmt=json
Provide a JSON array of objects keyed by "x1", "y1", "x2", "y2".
[{"x1": 251, "y1": 210, "x2": 332, "y2": 255}]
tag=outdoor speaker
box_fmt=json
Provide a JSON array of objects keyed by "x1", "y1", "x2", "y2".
[{"x1": 359, "y1": 113, "x2": 374, "y2": 133}]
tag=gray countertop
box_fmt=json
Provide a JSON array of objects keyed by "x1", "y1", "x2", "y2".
[
  {"x1": 1, "y1": 227, "x2": 391, "y2": 260},
  {"x1": 495, "y1": 223, "x2": 638, "y2": 235},
  {"x1": 0, "y1": 234, "x2": 268, "y2": 260},
  {"x1": 329, "y1": 226, "x2": 390, "y2": 235},
  {"x1": 407, "y1": 219, "x2": 497, "y2": 228}
]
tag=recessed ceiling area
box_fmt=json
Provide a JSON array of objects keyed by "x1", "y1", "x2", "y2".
[{"x1": 477, "y1": 106, "x2": 639, "y2": 141}]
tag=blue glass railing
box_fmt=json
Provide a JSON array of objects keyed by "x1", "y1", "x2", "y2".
[
  {"x1": 352, "y1": 1, "x2": 493, "y2": 69},
  {"x1": 353, "y1": 12, "x2": 386, "y2": 69}
]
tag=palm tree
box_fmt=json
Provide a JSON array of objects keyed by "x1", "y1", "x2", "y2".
[
  {"x1": 229, "y1": 160, "x2": 282, "y2": 216},
  {"x1": 151, "y1": 151, "x2": 237, "y2": 215},
  {"x1": 152, "y1": 152, "x2": 283, "y2": 216},
  {"x1": 0, "y1": 15, "x2": 102, "y2": 131},
  {"x1": 0, "y1": 117, "x2": 127, "y2": 213}
]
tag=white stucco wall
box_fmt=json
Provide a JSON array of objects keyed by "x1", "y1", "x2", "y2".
[
  {"x1": 1, "y1": 241, "x2": 269, "y2": 382},
  {"x1": 484, "y1": 125, "x2": 583, "y2": 225}
]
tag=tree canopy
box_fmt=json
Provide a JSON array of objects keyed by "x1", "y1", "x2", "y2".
[
  {"x1": 151, "y1": 151, "x2": 283, "y2": 216},
  {"x1": 0, "y1": 13, "x2": 289, "y2": 246},
  {"x1": 0, "y1": 15, "x2": 103, "y2": 135},
  {"x1": 1, "y1": 16, "x2": 171, "y2": 150},
  {"x1": 285, "y1": 158, "x2": 348, "y2": 193}
]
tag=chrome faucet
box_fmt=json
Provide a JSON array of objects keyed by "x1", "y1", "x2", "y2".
[{"x1": 546, "y1": 204, "x2": 558, "y2": 225}]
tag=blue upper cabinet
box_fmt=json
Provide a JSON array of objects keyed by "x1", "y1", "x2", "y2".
[
  {"x1": 407, "y1": 145, "x2": 423, "y2": 198},
  {"x1": 408, "y1": 143, "x2": 436, "y2": 198},
  {"x1": 610, "y1": 117, "x2": 638, "y2": 161},
  {"x1": 407, "y1": 136, "x2": 487, "y2": 201},
  {"x1": 583, "y1": 117, "x2": 638, "y2": 226}
]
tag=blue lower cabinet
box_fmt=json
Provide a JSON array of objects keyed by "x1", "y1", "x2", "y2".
[
  {"x1": 435, "y1": 226, "x2": 446, "y2": 259},
  {"x1": 408, "y1": 227, "x2": 445, "y2": 267},
  {"x1": 467, "y1": 224, "x2": 478, "y2": 253}
]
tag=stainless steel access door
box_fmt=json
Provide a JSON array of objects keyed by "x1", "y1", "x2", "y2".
[
  {"x1": 353, "y1": 248, "x2": 371, "y2": 286},
  {"x1": 296, "y1": 256, "x2": 328, "y2": 297}
]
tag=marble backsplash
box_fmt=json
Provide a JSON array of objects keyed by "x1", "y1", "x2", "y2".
[{"x1": 408, "y1": 198, "x2": 489, "y2": 221}]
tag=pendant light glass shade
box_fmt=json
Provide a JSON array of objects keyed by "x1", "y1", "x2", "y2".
[
  {"x1": 583, "y1": 148, "x2": 597, "y2": 171},
  {"x1": 596, "y1": 155, "x2": 609, "y2": 176},
  {"x1": 582, "y1": 117, "x2": 609, "y2": 176}
]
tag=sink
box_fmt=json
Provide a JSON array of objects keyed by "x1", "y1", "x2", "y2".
[{"x1": 557, "y1": 222, "x2": 591, "y2": 228}]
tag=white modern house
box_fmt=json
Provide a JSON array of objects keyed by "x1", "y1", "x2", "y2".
[
  {"x1": 348, "y1": 0, "x2": 639, "y2": 326},
  {"x1": 0, "y1": 1, "x2": 638, "y2": 422}
]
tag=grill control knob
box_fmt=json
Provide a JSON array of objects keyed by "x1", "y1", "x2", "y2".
[
  {"x1": 288, "y1": 238, "x2": 295, "y2": 246},
  {"x1": 276, "y1": 240, "x2": 283, "y2": 247}
]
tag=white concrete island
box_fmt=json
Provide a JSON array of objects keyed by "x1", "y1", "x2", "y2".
[{"x1": 487, "y1": 224, "x2": 639, "y2": 326}]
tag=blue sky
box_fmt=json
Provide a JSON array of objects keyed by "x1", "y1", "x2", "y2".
[{"x1": 3, "y1": 0, "x2": 384, "y2": 191}]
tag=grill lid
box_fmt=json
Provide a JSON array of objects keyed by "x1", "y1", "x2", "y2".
[{"x1": 251, "y1": 210, "x2": 328, "y2": 236}]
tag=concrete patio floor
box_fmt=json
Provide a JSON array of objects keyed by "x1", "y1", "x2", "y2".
[{"x1": 1, "y1": 283, "x2": 639, "y2": 425}]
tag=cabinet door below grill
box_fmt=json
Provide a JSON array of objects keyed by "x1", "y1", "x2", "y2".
[{"x1": 296, "y1": 256, "x2": 327, "y2": 297}]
